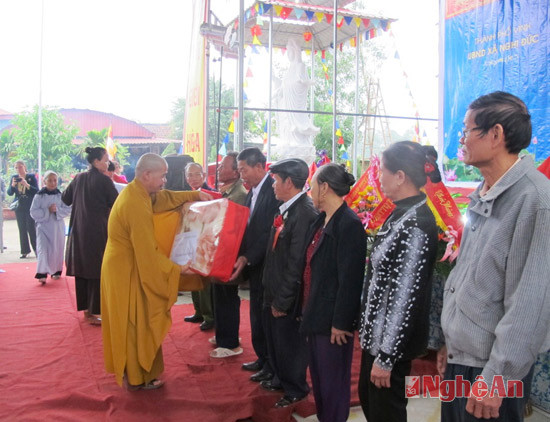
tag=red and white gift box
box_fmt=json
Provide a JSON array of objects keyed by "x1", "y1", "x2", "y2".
[{"x1": 170, "y1": 198, "x2": 249, "y2": 282}]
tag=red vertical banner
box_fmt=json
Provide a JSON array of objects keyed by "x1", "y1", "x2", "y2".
[{"x1": 183, "y1": 0, "x2": 207, "y2": 166}]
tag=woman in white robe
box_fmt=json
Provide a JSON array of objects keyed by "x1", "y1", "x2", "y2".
[{"x1": 30, "y1": 171, "x2": 72, "y2": 285}]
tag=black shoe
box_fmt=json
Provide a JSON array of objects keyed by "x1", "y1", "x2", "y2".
[
  {"x1": 242, "y1": 361, "x2": 262, "y2": 372},
  {"x1": 260, "y1": 380, "x2": 282, "y2": 392},
  {"x1": 199, "y1": 320, "x2": 214, "y2": 331},
  {"x1": 20, "y1": 254, "x2": 28, "y2": 259},
  {"x1": 274, "y1": 394, "x2": 306, "y2": 408},
  {"x1": 250, "y1": 369, "x2": 274, "y2": 383},
  {"x1": 184, "y1": 314, "x2": 203, "y2": 323}
]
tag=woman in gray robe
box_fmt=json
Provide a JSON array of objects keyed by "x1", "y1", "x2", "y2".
[{"x1": 30, "y1": 171, "x2": 71, "y2": 285}]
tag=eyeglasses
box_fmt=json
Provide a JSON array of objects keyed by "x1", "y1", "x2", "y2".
[{"x1": 461, "y1": 126, "x2": 482, "y2": 139}]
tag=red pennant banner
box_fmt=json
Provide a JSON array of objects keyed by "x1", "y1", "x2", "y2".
[
  {"x1": 325, "y1": 13, "x2": 333, "y2": 24},
  {"x1": 368, "y1": 198, "x2": 395, "y2": 229},
  {"x1": 337, "y1": 136, "x2": 344, "y2": 145},
  {"x1": 362, "y1": 18, "x2": 370, "y2": 28},
  {"x1": 280, "y1": 7, "x2": 293, "y2": 19},
  {"x1": 424, "y1": 180, "x2": 464, "y2": 245},
  {"x1": 246, "y1": 68, "x2": 253, "y2": 78}
]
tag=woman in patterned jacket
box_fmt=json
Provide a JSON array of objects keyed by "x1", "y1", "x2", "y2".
[{"x1": 358, "y1": 141, "x2": 440, "y2": 422}]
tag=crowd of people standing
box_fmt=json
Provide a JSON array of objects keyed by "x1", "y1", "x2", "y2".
[{"x1": 4, "y1": 91, "x2": 548, "y2": 422}]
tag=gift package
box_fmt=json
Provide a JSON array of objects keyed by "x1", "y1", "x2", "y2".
[{"x1": 170, "y1": 198, "x2": 249, "y2": 282}]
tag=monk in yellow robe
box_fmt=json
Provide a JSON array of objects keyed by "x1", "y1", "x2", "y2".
[{"x1": 101, "y1": 153, "x2": 210, "y2": 390}]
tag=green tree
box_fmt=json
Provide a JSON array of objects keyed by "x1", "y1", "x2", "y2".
[
  {"x1": 0, "y1": 130, "x2": 15, "y2": 174},
  {"x1": 169, "y1": 97, "x2": 186, "y2": 140},
  {"x1": 11, "y1": 106, "x2": 77, "y2": 175},
  {"x1": 76, "y1": 128, "x2": 129, "y2": 166}
]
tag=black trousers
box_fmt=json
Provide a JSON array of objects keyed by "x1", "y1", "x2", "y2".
[
  {"x1": 191, "y1": 282, "x2": 214, "y2": 324},
  {"x1": 75, "y1": 277, "x2": 100, "y2": 315},
  {"x1": 248, "y1": 265, "x2": 269, "y2": 369},
  {"x1": 441, "y1": 363, "x2": 534, "y2": 422},
  {"x1": 15, "y1": 207, "x2": 36, "y2": 255},
  {"x1": 212, "y1": 283, "x2": 240, "y2": 349},
  {"x1": 308, "y1": 333, "x2": 354, "y2": 422},
  {"x1": 358, "y1": 351, "x2": 412, "y2": 422},
  {"x1": 264, "y1": 306, "x2": 309, "y2": 397}
]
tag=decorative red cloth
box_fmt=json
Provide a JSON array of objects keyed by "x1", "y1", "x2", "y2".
[
  {"x1": 302, "y1": 227, "x2": 323, "y2": 309},
  {"x1": 112, "y1": 173, "x2": 128, "y2": 184}
]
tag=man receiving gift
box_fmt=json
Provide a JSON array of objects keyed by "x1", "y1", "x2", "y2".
[
  {"x1": 231, "y1": 147, "x2": 280, "y2": 382},
  {"x1": 209, "y1": 152, "x2": 248, "y2": 358},
  {"x1": 260, "y1": 158, "x2": 318, "y2": 408},
  {"x1": 101, "y1": 153, "x2": 210, "y2": 390}
]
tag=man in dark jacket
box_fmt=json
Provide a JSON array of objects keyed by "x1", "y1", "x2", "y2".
[
  {"x1": 260, "y1": 158, "x2": 318, "y2": 408},
  {"x1": 231, "y1": 148, "x2": 280, "y2": 382}
]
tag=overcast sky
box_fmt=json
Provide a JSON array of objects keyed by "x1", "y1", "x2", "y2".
[{"x1": 0, "y1": 0, "x2": 438, "y2": 131}]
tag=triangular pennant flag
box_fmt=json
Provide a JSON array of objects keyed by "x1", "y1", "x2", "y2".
[
  {"x1": 305, "y1": 10, "x2": 315, "y2": 21},
  {"x1": 263, "y1": 4, "x2": 272, "y2": 13},
  {"x1": 243, "y1": 91, "x2": 248, "y2": 101},
  {"x1": 362, "y1": 18, "x2": 370, "y2": 28},
  {"x1": 274, "y1": 5, "x2": 283, "y2": 16},
  {"x1": 335, "y1": 129, "x2": 342, "y2": 137},
  {"x1": 294, "y1": 8, "x2": 304, "y2": 19},
  {"x1": 341, "y1": 151, "x2": 349, "y2": 159},
  {"x1": 222, "y1": 133, "x2": 229, "y2": 144},
  {"x1": 354, "y1": 17, "x2": 361, "y2": 27},
  {"x1": 255, "y1": 3, "x2": 259, "y2": 13},
  {"x1": 243, "y1": 80, "x2": 249, "y2": 88},
  {"x1": 250, "y1": 6, "x2": 255, "y2": 17},
  {"x1": 325, "y1": 73, "x2": 329, "y2": 80},
  {"x1": 369, "y1": 28, "x2": 376, "y2": 39},
  {"x1": 339, "y1": 141, "x2": 345, "y2": 149},
  {"x1": 344, "y1": 16, "x2": 353, "y2": 25},
  {"x1": 328, "y1": 89, "x2": 333, "y2": 97},
  {"x1": 322, "y1": 64, "x2": 328, "y2": 72},
  {"x1": 339, "y1": 43, "x2": 343, "y2": 51},
  {"x1": 325, "y1": 13, "x2": 333, "y2": 24},
  {"x1": 371, "y1": 18, "x2": 380, "y2": 28},
  {"x1": 246, "y1": 68, "x2": 253, "y2": 78},
  {"x1": 228, "y1": 120, "x2": 235, "y2": 133},
  {"x1": 253, "y1": 35, "x2": 262, "y2": 45},
  {"x1": 252, "y1": 45, "x2": 259, "y2": 54},
  {"x1": 394, "y1": 51, "x2": 400, "y2": 59},
  {"x1": 423, "y1": 130, "x2": 428, "y2": 137},
  {"x1": 281, "y1": 47, "x2": 286, "y2": 55},
  {"x1": 337, "y1": 16, "x2": 345, "y2": 28},
  {"x1": 305, "y1": 49, "x2": 311, "y2": 55},
  {"x1": 335, "y1": 121, "x2": 340, "y2": 129},
  {"x1": 256, "y1": 16, "x2": 264, "y2": 26},
  {"x1": 280, "y1": 7, "x2": 293, "y2": 19},
  {"x1": 245, "y1": 9, "x2": 250, "y2": 22},
  {"x1": 321, "y1": 50, "x2": 326, "y2": 61},
  {"x1": 219, "y1": 143, "x2": 227, "y2": 156},
  {"x1": 315, "y1": 12, "x2": 324, "y2": 22},
  {"x1": 381, "y1": 20, "x2": 389, "y2": 31}
]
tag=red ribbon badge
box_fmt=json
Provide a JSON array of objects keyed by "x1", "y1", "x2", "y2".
[{"x1": 272, "y1": 214, "x2": 284, "y2": 250}]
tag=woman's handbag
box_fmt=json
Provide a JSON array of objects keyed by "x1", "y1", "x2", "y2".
[{"x1": 9, "y1": 199, "x2": 19, "y2": 210}]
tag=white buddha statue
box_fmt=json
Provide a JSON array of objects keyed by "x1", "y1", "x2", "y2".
[{"x1": 273, "y1": 38, "x2": 319, "y2": 164}]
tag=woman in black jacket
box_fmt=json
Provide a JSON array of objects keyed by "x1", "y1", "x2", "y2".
[
  {"x1": 7, "y1": 160, "x2": 38, "y2": 258},
  {"x1": 358, "y1": 141, "x2": 440, "y2": 422},
  {"x1": 300, "y1": 163, "x2": 367, "y2": 422}
]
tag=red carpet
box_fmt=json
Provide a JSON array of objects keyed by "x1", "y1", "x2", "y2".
[{"x1": 0, "y1": 262, "x2": 436, "y2": 421}]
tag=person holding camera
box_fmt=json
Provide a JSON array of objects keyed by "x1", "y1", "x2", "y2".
[{"x1": 7, "y1": 160, "x2": 38, "y2": 258}]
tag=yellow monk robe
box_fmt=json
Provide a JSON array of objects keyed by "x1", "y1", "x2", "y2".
[{"x1": 101, "y1": 179, "x2": 200, "y2": 386}]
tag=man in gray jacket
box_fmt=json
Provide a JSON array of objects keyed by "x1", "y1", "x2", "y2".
[{"x1": 438, "y1": 91, "x2": 550, "y2": 421}]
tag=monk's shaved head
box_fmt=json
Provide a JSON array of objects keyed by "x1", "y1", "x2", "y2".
[{"x1": 135, "y1": 153, "x2": 168, "y2": 178}]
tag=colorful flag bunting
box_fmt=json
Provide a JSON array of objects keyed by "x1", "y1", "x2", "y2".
[
  {"x1": 337, "y1": 17, "x2": 345, "y2": 28},
  {"x1": 294, "y1": 8, "x2": 304, "y2": 19},
  {"x1": 344, "y1": 16, "x2": 353, "y2": 25},
  {"x1": 325, "y1": 13, "x2": 333, "y2": 24},
  {"x1": 335, "y1": 128, "x2": 342, "y2": 137},
  {"x1": 274, "y1": 5, "x2": 283, "y2": 16},
  {"x1": 222, "y1": 133, "x2": 229, "y2": 144},
  {"x1": 354, "y1": 17, "x2": 362, "y2": 27},
  {"x1": 362, "y1": 18, "x2": 370, "y2": 28},
  {"x1": 350, "y1": 37, "x2": 356, "y2": 47},
  {"x1": 246, "y1": 67, "x2": 253, "y2": 77},
  {"x1": 219, "y1": 143, "x2": 227, "y2": 156},
  {"x1": 228, "y1": 120, "x2": 235, "y2": 133},
  {"x1": 338, "y1": 137, "x2": 345, "y2": 145},
  {"x1": 315, "y1": 12, "x2": 324, "y2": 22},
  {"x1": 305, "y1": 10, "x2": 315, "y2": 21},
  {"x1": 263, "y1": 4, "x2": 272, "y2": 13},
  {"x1": 342, "y1": 151, "x2": 349, "y2": 159}
]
